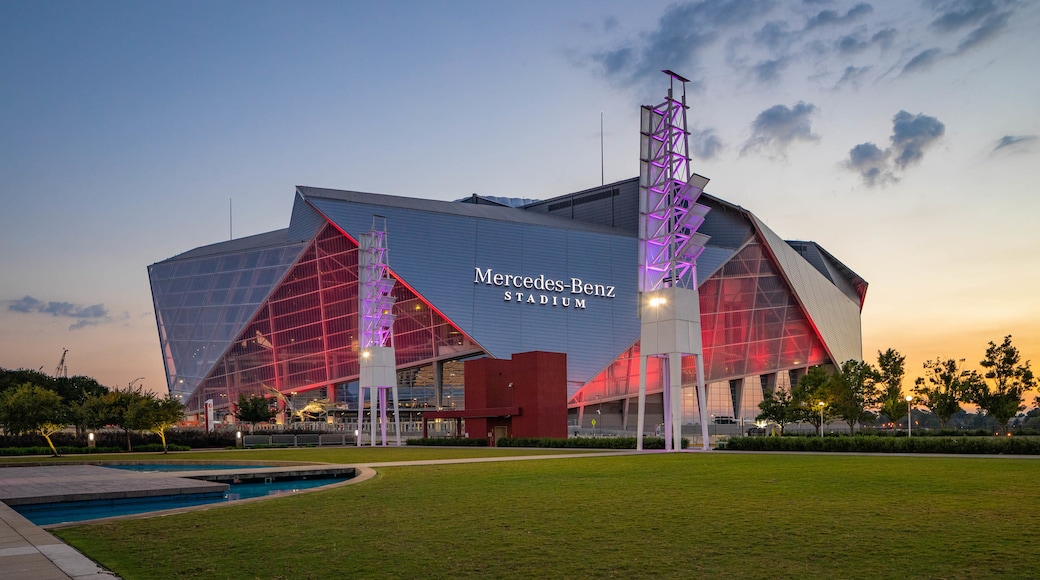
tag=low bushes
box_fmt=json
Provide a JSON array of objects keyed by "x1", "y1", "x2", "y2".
[
  {"x1": 497, "y1": 436, "x2": 688, "y2": 450},
  {"x1": 407, "y1": 437, "x2": 488, "y2": 446},
  {"x1": 0, "y1": 446, "x2": 122, "y2": 456},
  {"x1": 724, "y1": 435, "x2": 1040, "y2": 454}
]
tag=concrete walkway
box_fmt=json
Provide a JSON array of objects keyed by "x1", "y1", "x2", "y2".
[{"x1": 0, "y1": 502, "x2": 116, "y2": 579}]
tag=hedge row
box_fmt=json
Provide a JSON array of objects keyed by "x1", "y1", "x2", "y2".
[
  {"x1": 0, "y1": 429, "x2": 236, "y2": 451},
  {"x1": 0, "y1": 446, "x2": 123, "y2": 456},
  {"x1": 723, "y1": 435, "x2": 1040, "y2": 454},
  {"x1": 496, "y1": 436, "x2": 689, "y2": 450},
  {"x1": 406, "y1": 437, "x2": 488, "y2": 446}
]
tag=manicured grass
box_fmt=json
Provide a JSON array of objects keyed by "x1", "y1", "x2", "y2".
[
  {"x1": 53, "y1": 453, "x2": 1040, "y2": 579},
  {"x1": 0, "y1": 446, "x2": 590, "y2": 466}
]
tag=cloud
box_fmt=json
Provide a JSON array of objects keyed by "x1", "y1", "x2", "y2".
[
  {"x1": 928, "y1": 0, "x2": 1015, "y2": 54},
  {"x1": 805, "y1": 2, "x2": 874, "y2": 30},
  {"x1": 929, "y1": 0, "x2": 1005, "y2": 33},
  {"x1": 691, "y1": 128, "x2": 723, "y2": 159},
  {"x1": 901, "y1": 47, "x2": 942, "y2": 75},
  {"x1": 844, "y1": 110, "x2": 946, "y2": 185},
  {"x1": 992, "y1": 134, "x2": 1038, "y2": 153},
  {"x1": 846, "y1": 142, "x2": 894, "y2": 186},
  {"x1": 837, "y1": 25, "x2": 896, "y2": 55},
  {"x1": 752, "y1": 58, "x2": 789, "y2": 82},
  {"x1": 837, "y1": 34, "x2": 870, "y2": 54},
  {"x1": 754, "y1": 20, "x2": 794, "y2": 52},
  {"x1": 890, "y1": 110, "x2": 946, "y2": 168},
  {"x1": 955, "y1": 10, "x2": 1010, "y2": 52},
  {"x1": 590, "y1": 0, "x2": 777, "y2": 88},
  {"x1": 870, "y1": 28, "x2": 896, "y2": 49},
  {"x1": 6, "y1": 295, "x2": 111, "y2": 330},
  {"x1": 836, "y1": 65, "x2": 871, "y2": 88},
  {"x1": 742, "y1": 101, "x2": 819, "y2": 154}
]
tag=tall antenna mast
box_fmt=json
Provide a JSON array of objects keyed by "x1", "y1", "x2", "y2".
[
  {"x1": 229, "y1": 196, "x2": 233, "y2": 240},
  {"x1": 635, "y1": 70, "x2": 712, "y2": 452},
  {"x1": 600, "y1": 111, "x2": 605, "y2": 185},
  {"x1": 356, "y1": 216, "x2": 402, "y2": 446}
]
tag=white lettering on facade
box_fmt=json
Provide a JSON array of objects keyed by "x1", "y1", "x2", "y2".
[{"x1": 477, "y1": 267, "x2": 608, "y2": 311}]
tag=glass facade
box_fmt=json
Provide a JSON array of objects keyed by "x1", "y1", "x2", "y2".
[
  {"x1": 152, "y1": 223, "x2": 482, "y2": 414},
  {"x1": 569, "y1": 238, "x2": 829, "y2": 422},
  {"x1": 149, "y1": 239, "x2": 307, "y2": 401}
]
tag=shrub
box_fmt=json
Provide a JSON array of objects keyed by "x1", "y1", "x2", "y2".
[
  {"x1": 0, "y1": 446, "x2": 122, "y2": 456},
  {"x1": 133, "y1": 443, "x2": 191, "y2": 452},
  {"x1": 496, "y1": 436, "x2": 688, "y2": 449},
  {"x1": 406, "y1": 437, "x2": 488, "y2": 446},
  {"x1": 723, "y1": 435, "x2": 1040, "y2": 454}
]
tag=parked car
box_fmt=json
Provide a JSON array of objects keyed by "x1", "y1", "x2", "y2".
[{"x1": 746, "y1": 426, "x2": 766, "y2": 436}]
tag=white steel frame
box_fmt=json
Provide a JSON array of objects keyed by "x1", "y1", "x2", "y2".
[
  {"x1": 357, "y1": 217, "x2": 402, "y2": 446},
  {"x1": 636, "y1": 70, "x2": 711, "y2": 452}
]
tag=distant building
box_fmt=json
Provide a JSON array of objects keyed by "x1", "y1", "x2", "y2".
[{"x1": 148, "y1": 177, "x2": 865, "y2": 432}]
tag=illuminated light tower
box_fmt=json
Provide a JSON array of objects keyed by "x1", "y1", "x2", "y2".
[
  {"x1": 357, "y1": 217, "x2": 402, "y2": 446},
  {"x1": 635, "y1": 70, "x2": 712, "y2": 452}
]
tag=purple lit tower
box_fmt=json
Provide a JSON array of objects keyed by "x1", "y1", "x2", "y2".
[
  {"x1": 636, "y1": 71, "x2": 712, "y2": 451},
  {"x1": 357, "y1": 218, "x2": 402, "y2": 446}
]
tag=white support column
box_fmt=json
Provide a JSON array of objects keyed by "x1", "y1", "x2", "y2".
[
  {"x1": 669, "y1": 354, "x2": 683, "y2": 451},
  {"x1": 356, "y1": 386, "x2": 366, "y2": 447},
  {"x1": 369, "y1": 388, "x2": 378, "y2": 446},
  {"x1": 379, "y1": 388, "x2": 388, "y2": 446},
  {"x1": 636, "y1": 355, "x2": 648, "y2": 450},
  {"x1": 662, "y1": 356, "x2": 672, "y2": 451},
  {"x1": 695, "y1": 354, "x2": 709, "y2": 450},
  {"x1": 391, "y1": 382, "x2": 402, "y2": 446}
]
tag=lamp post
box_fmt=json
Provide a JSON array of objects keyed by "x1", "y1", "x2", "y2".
[
  {"x1": 818, "y1": 401, "x2": 825, "y2": 438},
  {"x1": 905, "y1": 395, "x2": 913, "y2": 437}
]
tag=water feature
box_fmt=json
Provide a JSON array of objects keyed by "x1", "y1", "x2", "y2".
[{"x1": 13, "y1": 471, "x2": 353, "y2": 526}]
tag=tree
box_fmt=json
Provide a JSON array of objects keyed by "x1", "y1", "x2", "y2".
[
  {"x1": 791, "y1": 366, "x2": 832, "y2": 436},
  {"x1": 913, "y1": 358, "x2": 979, "y2": 429},
  {"x1": 876, "y1": 349, "x2": 908, "y2": 426},
  {"x1": 827, "y1": 359, "x2": 880, "y2": 434},
  {"x1": 756, "y1": 388, "x2": 798, "y2": 435},
  {"x1": 90, "y1": 385, "x2": 153, "y2": 451},
  {"x1": 0, "y1": 368, "x2": 54, "y2": 395},
  {"x1": 235, "y1": 393, "x2": 274, "y2": 430},
  {"x1": 0, "y1": 383, "x2": 68, "y2": 456},
  {"x1": 966, "y1": 336, "x2": 1036, "y2": 435},
  {"x1": 55, "y1": 375, "x2": 109, "y2": 436},
  {"x1": 127, "y1": 393, "x2": 185, "y2": 453}
]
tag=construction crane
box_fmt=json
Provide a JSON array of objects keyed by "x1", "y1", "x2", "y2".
[{"x1": 54, "y1": 348, "x2": 68, "y2": 378}]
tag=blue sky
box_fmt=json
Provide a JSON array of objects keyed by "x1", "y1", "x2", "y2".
[{"x1": 1, "y1": 0, "x2": 1037, "y2": 398}]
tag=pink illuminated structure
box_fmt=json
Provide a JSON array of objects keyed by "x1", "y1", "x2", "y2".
[
  {"x1": 357, "y1": 218, "x2": 402, "y2": 446},
  {"x1": 636, "y1": 71, "x2": 712, "y2": 451}
]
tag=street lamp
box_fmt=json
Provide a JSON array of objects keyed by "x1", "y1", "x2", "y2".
[
  {"x1": 818, "y1": 401, "x2": 825, "y2": 438},
  {"x1": 905, "y1": 395, "x2": 913, "y2": 437}
]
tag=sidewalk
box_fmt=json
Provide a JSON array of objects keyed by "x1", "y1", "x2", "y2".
[{"x1": 0, "y1": 502, "x2": 115, "y2": 579}]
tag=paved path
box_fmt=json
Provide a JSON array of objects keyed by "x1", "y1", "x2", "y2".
[{"x1": 0, "y1": 502, "x2": 116, "y2": 579}]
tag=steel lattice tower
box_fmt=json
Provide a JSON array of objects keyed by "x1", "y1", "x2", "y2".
[
  {"x1": 636, "y1": 70, "x2": 712, "y2": 452},
  {"x1": 357, "y1": 217, "x2": 402, "y2": 446}
]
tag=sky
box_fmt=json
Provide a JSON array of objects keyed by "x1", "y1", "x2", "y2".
[{"x1": 1, "y1": 0, "x2": 1037, "y2": 403}]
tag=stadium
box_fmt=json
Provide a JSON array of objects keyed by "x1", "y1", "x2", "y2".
[{"x1": 149, "y1": 79, "x2": 865, "y2": 437}]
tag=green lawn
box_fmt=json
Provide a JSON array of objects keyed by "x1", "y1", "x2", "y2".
[{"x1": 50, "y1": 452, "x2": 1040, "y2": 579}]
